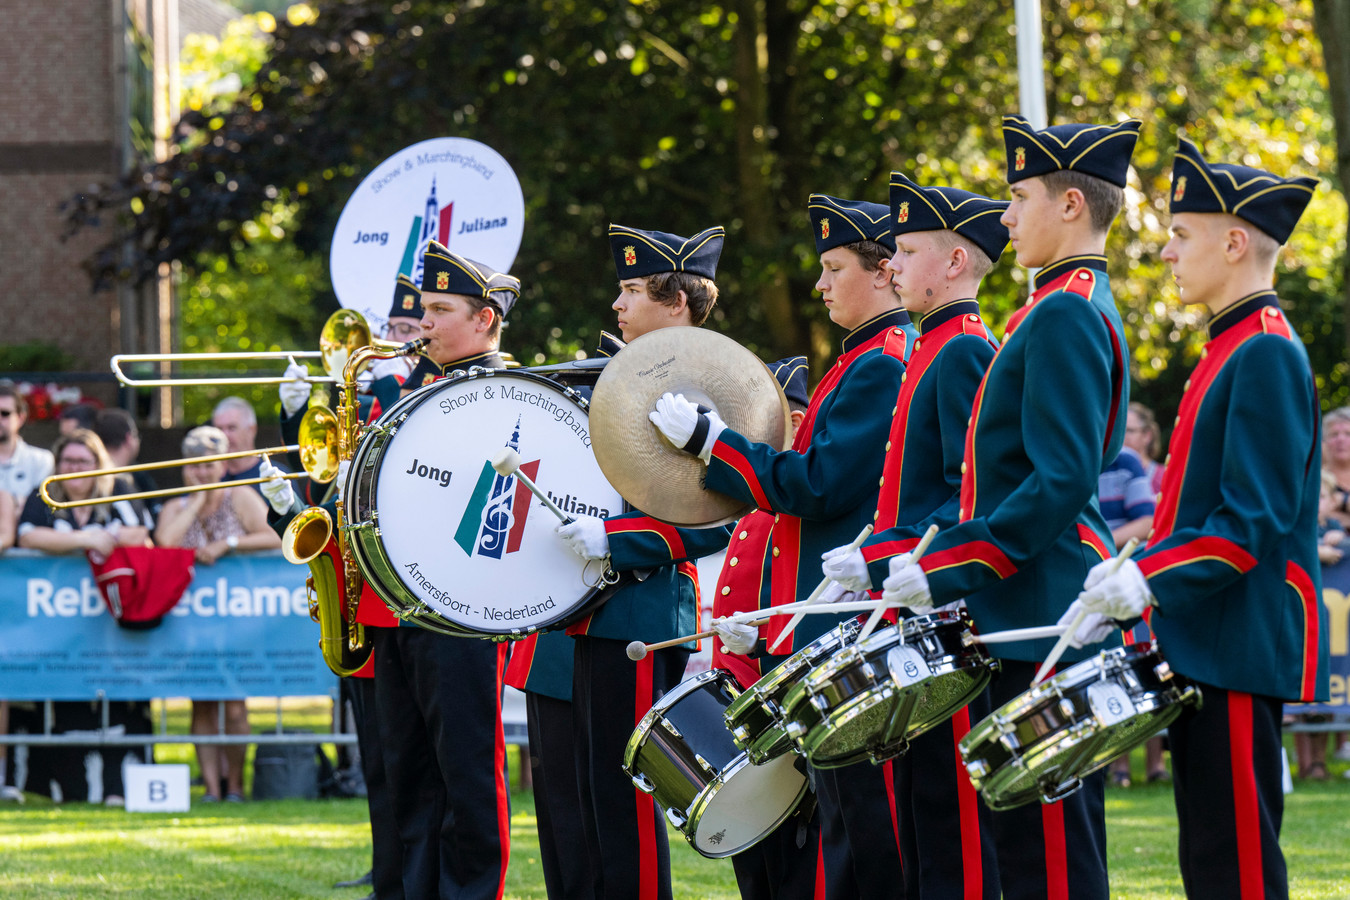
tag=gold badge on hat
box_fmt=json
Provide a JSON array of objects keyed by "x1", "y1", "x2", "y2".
[
  {"x1": 624, "y1": 246, "x2": 637, "y2": 266},
  {"x1": 1173, "y1": 176, "x2": 1187, "y2": 202},
  {"x1": 422, "y1": 373, "x2": 436, "y2": 386},
  {"x1": 436, "y1": 271, "x2": 449, "y2": 290},
  {"x1": 1014, "y1": 147, "x2": 1027, "y2": 172},
  {"x1": 402, "y1": 296, "x2": 415, "y2": 310},
  {"x1": 821, "y1": 218, "x2": 830, "y2": 240},
  {"x1": 897, "y1": 202, "x2": 909, "y2": 224}
]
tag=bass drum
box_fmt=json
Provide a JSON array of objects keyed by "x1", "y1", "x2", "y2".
[
  {"x1": 347, "y1": 369, "x2": 624, "y2": 637},
  {"x1": 959, "y1": 643, "x2": 1201, "y2": 810}
]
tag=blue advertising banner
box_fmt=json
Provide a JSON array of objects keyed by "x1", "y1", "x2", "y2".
[
  {"x1": 0, "y1": 550, "x2": 334, "y2": 700},
  {"x1": 1292, "y1": 554, "x2": 1350, "y2": 715}
]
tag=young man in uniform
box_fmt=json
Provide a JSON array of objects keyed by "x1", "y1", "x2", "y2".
[
  {"x1": 875, "y1": 116, "x2": 1140, "y2": 900},
  {"x1": 706, "y1": 356, "x2": 822, "y2": 900},
  {"x1": 1068, "y1": 137, "x2": 1328, "y2": 900},
  {"x1": 650, "y1": 195, "x2": 910, "y2": 899},
  {"x1": 553, "y1": 223, "x2": 733, "y2": 900},
  {"x1": 822, "y1": 171, "x2": 1008, "y2": 899},
  {"x1": 266, "y1": 242, "x2": 518, "y2": 900}
]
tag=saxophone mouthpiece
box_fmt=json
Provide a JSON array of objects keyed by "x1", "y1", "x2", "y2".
[{"x1": 400, "y1": 338, "x2": 428, "y2": 355}]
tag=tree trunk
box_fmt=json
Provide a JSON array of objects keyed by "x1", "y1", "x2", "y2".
[{"x1": 1312, "y1": 0, "x2": 1350, "y2": 366}]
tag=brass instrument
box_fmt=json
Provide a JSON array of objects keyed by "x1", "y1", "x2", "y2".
[
  {"x1": 281, "y1": 333, "x2": 427, "y2": 676},
  {"x1": 38, "y1": 407, "x2": 340, "y2": 509},
  {"x1": 110, "y1": 307, "x2": 382, "y2": 387}
]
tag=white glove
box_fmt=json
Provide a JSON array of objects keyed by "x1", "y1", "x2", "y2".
[
  {"x1": 818, "y1": 580, "x2": 867, "y2": 605},
  {"x1": 369, "y1": 354, "x2": 415, "y2": 382},
  {"x1": 648, "y1": 392, "x2": 726, "y2": 463},
  {"x1": 1079, "y1": 558, "x2": 1153, "y2": 620},
  {"x1": 881, "y1": 552, "x2": 933, "y2": 614},
  {"x1": 259, "y1": 458, "x2": 296, "y2": 515},
  {"x1": 821, "y1": 545, "x2": 871, "y2": 592},
  {"x1": 1056, "y1": 599, "x2": 1117, "y2": 648},
  {"x1": 556, "y1": 514, "x2": 610, "y2": 561},
  {"x1": 279, "y1": 358, "x2": 312, "y2": 417},
  {"x1": 711, "y1": 617, "x2": 758, "y2": 655}
]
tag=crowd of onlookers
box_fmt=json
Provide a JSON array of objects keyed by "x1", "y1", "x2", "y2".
[{"x1": 0, "y1": 383, "x2": 282, "y2": 804}]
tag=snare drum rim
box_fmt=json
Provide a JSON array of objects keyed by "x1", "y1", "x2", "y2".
[{"x1": 348, "y1": 369, "x2": 612, "y2": 637}]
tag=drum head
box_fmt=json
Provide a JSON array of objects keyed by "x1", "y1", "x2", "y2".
[
  {"x1": 349, "y1": 371, "x2": 623, "y2": 635},
  {"x1": 690, "y1": 752, "x2": 808, "y2": 858}
]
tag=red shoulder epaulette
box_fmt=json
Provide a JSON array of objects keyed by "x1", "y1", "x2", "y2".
[
  {"x1": 882, "y1": 326, "x2": 907, "y2": 360},
  {"x1": 959, "y1": 312, "x2": 987, "y2": 338},
  {"x1": 1259, "y1": 306, "x2": 1293, "y2": 339},
  {"x1": 1061, "y1": 268, "x2": 1096, "y2": 299}
]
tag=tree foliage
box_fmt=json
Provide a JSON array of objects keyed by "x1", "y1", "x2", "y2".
[{"x1": 65, "y1": 0, "x2": 1345, "y2": 434}]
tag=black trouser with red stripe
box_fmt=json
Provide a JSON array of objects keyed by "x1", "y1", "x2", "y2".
[
  {"x1": 349, "y1": 668, "x2": 403, "y2": 899},
  {"x1": 374, "y1": 627, "x2": 509, "y2": 900},
  {"x1": 572, "y1": 636, "x2": 689, "y2": 900},
  {"x1": 731, "y1": 792, "x2": 823, "y2": 900},
  {"x1": 526, "y1": 691, "x2": 595, "y2": 900},
  {"x1": 1170, "y1": 685, "x2": 1286, "y2": 900},
  {"x1": 983, "y1": 659, "x2": 1108, "y2": 900},
  {"x1": 894, "y1": 696, "x2": 1000, "y2": 899},
  {"x1": 814, "y1": 756, "x2": 912, "y2": 899}
]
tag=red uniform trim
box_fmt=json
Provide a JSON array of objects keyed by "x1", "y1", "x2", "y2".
[
  {"x1": 605, "y1": 516, "x2": 688, "y2": 561},
  {"x1": 710, "y1": 442, "x2": 773, "y2": 510},
  {"x1": 503, "y1": 632, "x2": 537, "y2": 691},
  {"x1": 951, "y1": 707, "x2": 985, "y2": 899},
  {"x1": 923, "y1": 541, "x2": 1017, "y2": 580},
  {"x1": 1285, "y1": 561, "x2": 1321, "y2": 701},
  {"x1": 492, "y1": 643, "x2": 511, "y2": 899},
  {"x1": 1042, "y1": 796, "x2": 1069, "y2": 900},
  {"x1": 1076, "y1": 523, "x2": 1111, "y2": 562},
  {"x1": 882, "y1": 760, "x2": 903, "y2": 870},
  {"x1": 814, "y1": 834, "x2": 827, "y2": 899},
  {"x1": 634, "y1": 655, "x2": 659, "y2": 899},
  {"x1": 1227, "y1": 691, "x2": 1264, "y2": 900},
  {"x1": 861, "y1": 536, "x2": 921, "y2": 565},
  {"x1": 1136, "y1": 535, "x2": 1257, "y2": 579}
]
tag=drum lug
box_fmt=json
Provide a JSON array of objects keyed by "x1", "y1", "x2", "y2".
[
  {"x1": 1058, "y1": 698, "x2": 1076, "y2": 720},
  {"x1": 660, "y1": 718, "x2": 684, "y2": 740},
  {"x1": 731, "y1": 724, "x2": 750, "y2": 743},
  {"x1": 631, "y1": 772, "x2": 656, "y2": 795},
  {"x1": 785, "y1": 720, "x2": 805, "y2": 740},
  {"x1": 665, "y1": 806, "x2": 688, "y2": 830},
  {"x1": 810, "y1": 694, "x2": 830, "y2": 713},
  {"x1": 694, "y1": 753, "x2": 716, "y2": 775},
  {"x1": 1153, "y1": 659, "x2": 1174, "y2": 682},
  {"x1": 1042, "y1": 776, "x2": 1082, "y2": 805}
]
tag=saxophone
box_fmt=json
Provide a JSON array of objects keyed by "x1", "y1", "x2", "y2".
[{"x1": 282, "y1": 309, "x2": 426, "y2": 676}]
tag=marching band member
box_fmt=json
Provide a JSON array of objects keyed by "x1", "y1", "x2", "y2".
[
  {"x1": 555, "y1": 223, "x2": 734, "y2": 900},
  {"x1": 651, "y1": 195, "x2": 910, "y2": 899},
  {"x1": 504, "y1": 328, "x2": 624, "y2": 900},
  {"x1": 267, "y1": 244, "x2": 518, "y2": 900},
  {"x1": 706, "y1": 357, "x2": 825, "y2": 900},
  {"x1": 1066, "y1": 137, "x2": 1328, "y2": 900},
  {"x1": 864, "y1": 116, "x2": 1140, "y2": 900},
  {"x1": 822, "y1": 171, "x2": 1008, "y2": 899}
]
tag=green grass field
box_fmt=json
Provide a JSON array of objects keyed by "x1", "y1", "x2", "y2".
[{"x1": 2, "y1": 701, "x2": 1348, "y2": 898}]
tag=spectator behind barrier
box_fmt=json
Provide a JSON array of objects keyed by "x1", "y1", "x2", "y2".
[
  {"x1": 94, "y1": 408, "x2": 162, "y2": 522},
  {"x1": 213, "y1": 396, "x2": 284, "y2": 497},
  {"x1": 13, "y1": 429, "x2": 155, "y2": 805},
  {"x1": 155, "y1": 425, "x2": 280, "y2": 802},
  {"x1": 57, "y1": 403, "x2": 99, "y2": 437}
]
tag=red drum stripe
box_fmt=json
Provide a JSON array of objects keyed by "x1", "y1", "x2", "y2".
[
  {"x1": 924, "y1": 541, "x2": 1017, "y2": 580},
  {"x1": 1136, "y1": 536, "x2": 1257, "y2": 579},
  {"x1": 1042, "y1": 797, "x2": 1069, "y2": 900},
  {"x1": 711, "y1": 443, "x2": 773, "y2": 510},
  {"x1": 951, "y1": 708, "x2": 985, "y2": 899},
  {"x1": 1076, "y1": 523, "x2": 1111, "y2": 562},
  {"x1": 492, "y1": 644, "x2": 511, "y2": 899},
  {"x1": 1286, "y1": 561, "x2": 1321, "y2": 701},
  {"x1": 634, "y1": 654, "x2": 659, "y2": 899},
  {"x1": 1227, "y1": 691, "x2": 1264, "y2": 900}
]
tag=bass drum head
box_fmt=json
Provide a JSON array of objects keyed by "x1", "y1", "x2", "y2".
[{"x1": 349, "y1": 370, "x2": 623, "y2": 636}]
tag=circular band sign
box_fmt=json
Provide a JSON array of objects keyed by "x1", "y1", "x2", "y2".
[{"x1": 330, "y1": 137, "x2": 525, "y2": 330}]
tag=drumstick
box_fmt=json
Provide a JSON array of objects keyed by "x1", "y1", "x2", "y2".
[
  {"x1": 856, "y1": 524, "x2": 939, "y2": 643},
  {"x1": 767, "y1": 524, "x2": 873, "y2": 653},
  {"x1": 1031, "y1": 537, "x2": 1139, "y2": 686},
  {"x1": 962, "y1": 625, "x2": 1064, "y2": 646},
  {"x1": 490, "y1": 448, "x2": 573, "y2": 525},
  {"x1": 626, "y1": 617, "x2": 771, "y2": 661}
]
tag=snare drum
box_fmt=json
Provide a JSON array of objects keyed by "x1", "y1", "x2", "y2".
[
  {"x1": 723, "y1": 619, "x2": 862, "y2": 765},
  {"x1": 346, "y1": 369, "x2": 624, "y2": 637},
  {"x1": 959, "y1": 643, "x2": 1201, "y2": 810},
  {"x1": 782, "y1": 610, "x2": 997, "y2": 768},
  {"x1": 624, "y1": 669, "x2": 810, "y2": 858}
]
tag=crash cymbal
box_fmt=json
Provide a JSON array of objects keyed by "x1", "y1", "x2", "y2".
[{"x1": 590, "y1": 327, "x2": 791, "y2": 526}]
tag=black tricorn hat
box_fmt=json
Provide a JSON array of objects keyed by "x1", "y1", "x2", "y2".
[
  {"x1": 420, "y1": 241, "x2": 521, "y2": 317},
  {"x1": 609, "y1": 224, "x2": 725, "y2": 280},
  {"x1": 808, "y1": 194, "x2": 895, "y2": 255},
  {"x1": 1002, "y1": 115, "x2": 1142, "y2": 187},
  {"x1": 1169, "y1": 136, "x2": 1318, "y2": 244},
  {"x1": 888, "y1": 172, "x2": 1010, "y2": 263}
]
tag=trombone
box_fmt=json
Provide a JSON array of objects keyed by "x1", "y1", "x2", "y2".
[
  {"x1": 110, "y1": 308, "x2": 390, "y2": 387},
  {"x1": 39, "y1": 407, "x2": 341, "y2": 510}
]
